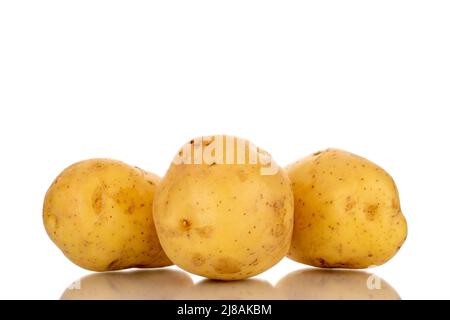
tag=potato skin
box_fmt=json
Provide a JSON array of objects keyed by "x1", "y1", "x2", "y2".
[
  {"x1": 286, "y1": 149, "x2": 407, "y2": 269},
  {"x1": 153, "y1": 135, "x2": 294, "y2": 280},
  {"x1": 43, "y1": 159, "x2": 172, "y2": 271}
]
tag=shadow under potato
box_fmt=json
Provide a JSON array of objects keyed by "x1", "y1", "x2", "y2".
[{"x1": 276, "y1": 269, "x2": 400, "y2": 300}]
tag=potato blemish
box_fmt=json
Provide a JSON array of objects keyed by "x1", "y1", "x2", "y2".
[
  {"x1": 92, "y1": 187, "x2": 104, "y2": 214},
  {"x1": 345, "y1": 196, "x2": 356, "y2": 212},
  {"x1": 127, "y1": 203, "x2": 136, "y2": 214},
  {"x1": 391, "y1": 198, "x2": 400, "y2": 210},
  {"x1": 212, "y1": 258, "x2": 241, "y2": 274},
  {"x1": 364, "y1": 204, "x2": 379, "y2": 221},
  {"x1": 248, "y1": 258, "x2": 258, "y2": 266},
  {"x1": 107, "y1": 258, "x2": 121, "y2": 270},
  {"x1": 316, "y1": 258, "x2": 350, "y2": 268},
  {"x1": 195, "y1": 225, "x2": 214, "y2": 238},
  {"x1": 180, "y1": 218, "x2": 192, "y2": 230},
  {"x1": 237, "y1": 170, "x2": 248, "y2": 182},
  {"x1": 192, "y1": 253, "x2": 206, "y2": 267},
  {"x1": 271, "y1": 199, "x2": 285, "y2": 215},
  {"x1": 271, "y1": 224, "x2": 285, "y2": 237}
]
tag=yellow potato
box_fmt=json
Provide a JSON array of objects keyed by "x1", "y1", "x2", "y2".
[
  {"x1": 61, "y1": 269, "x2": 193, "y2": 300},
  {"x1": 276, "y1": 269, "x2": 400, "y2": 300},
  {"x1": 153, "y1": 135, "x2": 294, "y2": 280},
  {"x1": 43, "y1": 159, "x2": 172, "y2": 271},
  {"x1": 286, "y1": 149, "x2": 407, "y2": 268}
]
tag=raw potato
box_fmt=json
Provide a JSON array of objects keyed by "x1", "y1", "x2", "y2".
[
  {"x1": 276, "y1": 269, "x2": 400, "y2": 300},
  {"x1": 153, "y1": 135, "x2": 294, "y2": 280},
  {"x1": 286, "y1": 149, "x2": 407, "y2": 269},
  {"x1": 43, "y1": 159, "x2": 172, "y2": 271},
  {"x1": 61, "y1": 270, "x2": 193, "y2": 300}
]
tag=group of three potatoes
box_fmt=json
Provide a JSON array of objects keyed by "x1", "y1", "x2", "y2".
[{"x1": 43, "y1": 135, "x2": 408, "y2": 280}]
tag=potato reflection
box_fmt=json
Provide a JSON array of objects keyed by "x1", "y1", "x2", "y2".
[
  {"x1": 276, "y1": 269, "x2": 400, "y2": 300},
  {"x1": 61, "y1": 269, "x2": 193, "y2": 300},
  {"x1": 176, "y1": 279, "x2": 285, "y2": 300}
]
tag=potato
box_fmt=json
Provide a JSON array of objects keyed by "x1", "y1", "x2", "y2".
[
  {"x1": 286, "y1": 149, "x2": 407, "y2": 268},
  {"x1": 61, "y1": 269, "x2": 193, "y2": 300},
  {"x1": 43, "y1": 159, "x2": 172, "y2": 271},
  {"x1": 153, "y1": 135, "x2": 294, "y2": 280},
  {"x1": 276, "y1": 269, "x2": 400, "y2": 300}
]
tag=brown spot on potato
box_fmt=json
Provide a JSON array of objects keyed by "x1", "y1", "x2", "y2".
[
  {"x1": 130, "y1": 264, "x2": 149, "y2": 269},
  {"x1": 181, "y1": 219, "x2": 192, "y2": 230},
  {"x1": 248, "y1": 258, "x2": 258, "y2": 266},
  {"x1": 364, "y1": 204, "x2": 379, "y2": 221},
  {"x1": 107, "y1": 259, "x2": 121, "y2": 270},
  {"x1": 391, "y1": 198, "x2": 400, "y2": 210},
  {"x1": 391, "y1": 210, "x2": 401, "y2": 218},
  {"x1": 192, "y1": 253, "x2": 205, "y2": 266},
  {"x1": 237, "y1": 170, "x2": 248, "y2": 182},
  {"x1": 83, "y1": 240, "x2": 92, "y2": 247},
  {"x1": 127, "y1": 204, "x2": 135, "y2": 214},
  {"x1": 316, "y1": 258, "x2": 352, "y2": 268},
  {"x1": 94, "y1": 162, "x2": 103, "y2": 169},
  {"x1": 271, "y1": 199, "x2": 286, "y2": 216},
  {"x1": 345, "y1": 196, "x2": 356, "y2": 212},
  {"x1": 195, "y1": 225, "x2": 214, "y2": 238},
  {"x1": 271, "y1": 224, "x2": 285, "y2": 237},
  {"x1": 317, "y1": 258, "x2": 327, "y2": 266},
  {"x1": 212, "y1": 258, "x2": 241, "y2": 274},
  {"x1": 92, "y1": 187, "x2": 104, "y2": 214}
]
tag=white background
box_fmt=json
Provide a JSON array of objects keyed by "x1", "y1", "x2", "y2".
[{"x1": 1, "y1": 1, "x2": 449, "y2": 300}]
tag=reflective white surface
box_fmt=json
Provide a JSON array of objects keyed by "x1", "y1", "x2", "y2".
[
  {"x1": 1, "y1": 1, "x2": 449, "y2": 299},
  {"x1": 60, "y1": 268, "x2": 400, "y2": 300}
]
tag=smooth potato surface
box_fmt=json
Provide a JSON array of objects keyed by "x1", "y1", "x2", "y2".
[
  {"x1": 286, "y1": 149, "x2": 407, "y2": 269},
  {"x1": 43, "y1": 159, "x2": 171, "y2": 271},
  {"x1": 153, "y1": 135, "x2": 294, "y2": 280}
]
